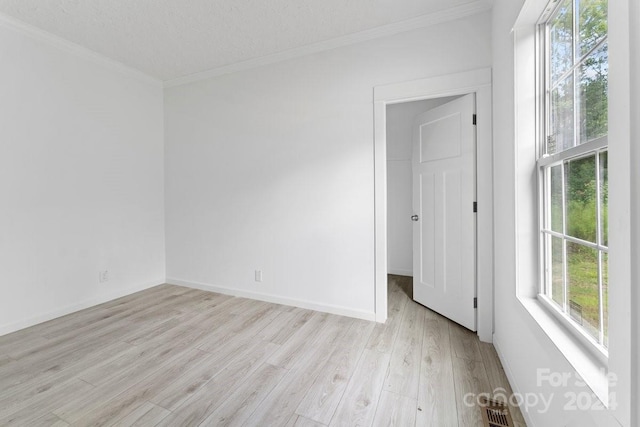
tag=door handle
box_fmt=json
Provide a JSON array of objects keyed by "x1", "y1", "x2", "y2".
[{"x1": 411, "y1": 215, "x2": 419, "y2": 222}]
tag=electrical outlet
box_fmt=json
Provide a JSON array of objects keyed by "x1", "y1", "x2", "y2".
[
  {"x1": 254, "y1": 270, "x2": 262, "y2": 282},
  {"x1": 98, "y1": 270, "x2": 109, "y2": 283}
]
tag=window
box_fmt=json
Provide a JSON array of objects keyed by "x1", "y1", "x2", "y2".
[{"x1": 538, "y1": 0, "x2": 608, "y2": 355}]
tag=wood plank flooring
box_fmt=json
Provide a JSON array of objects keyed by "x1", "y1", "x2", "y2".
[{"x1": 0, "y1": 276, "x2": 526, "y2": 426}]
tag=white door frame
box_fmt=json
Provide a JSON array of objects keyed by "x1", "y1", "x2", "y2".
[{"x1": 373, "y1": 68, "x2": 494, "y2": 342}]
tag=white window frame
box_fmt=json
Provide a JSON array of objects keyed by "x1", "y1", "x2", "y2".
[
  {"x1": 514, "y1": 0, "x2": 633, "y2": 416},
  {"x1": 512, "y1": 0, "x2": 616, "y2": 406},
  {"x1": 535, "y1": 0, "x2": 609, "y2": 365}
]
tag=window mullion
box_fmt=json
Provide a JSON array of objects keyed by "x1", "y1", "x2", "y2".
[
  {"x1": 543, "y1": 229, "x2": 606, "y2": 251},
  {"x1": 595, "y1": 152, "x2": 604, "y2": 345},
  {"x1": 548, "y1": 35, "x2": 607, "y2": 94},
  {"x1": 575, "y1": 36, "x2": 608, "y2": 68},
  {"x1": 561, "y1": 161, "x2": 568, "y2": 313},
  {"x1": 544, "y1": 22, "x2": 551, "y2": 157},
  {"x1": 572, "y1": 0, "x2": 579, "y2": 151},
  {"x1": 544, "y1": 168, "x2": 552, "y2": 297}
]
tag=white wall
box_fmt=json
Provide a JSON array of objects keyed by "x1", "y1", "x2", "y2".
[
  {"x1": 630, "y1": 0, "x2": 640, "y2": 418},
  {"x1": 0, "y1": 22, "x2": 166, "y2": 335},
  {"x1": 164, "y1": 13, "x2": 492, "y2": 319},
  {"x1": 385, "y1": 98, "x2": 457, "y2": 277},
  {"x1": 491, "y1": 0, "x2": 638, "y2": 425}
]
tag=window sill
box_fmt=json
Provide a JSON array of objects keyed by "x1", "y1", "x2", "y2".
[{"x1": 518, "y1": 295, "x2": 609, "y2": 406}]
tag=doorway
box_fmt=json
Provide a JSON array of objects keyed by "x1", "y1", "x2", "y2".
[
  {"x1": 386, "y1": 94, "x2": 476, "y2": 331},
  {"x1": 373, "y1": 68, "x2": 494, "y2": 342},
  {"x1": 386, "y1": 96, "x2": 461, "y2": 278}
]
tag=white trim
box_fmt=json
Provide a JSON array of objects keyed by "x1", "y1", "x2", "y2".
[
  {"x1": 608, "y1": 0, "x2": 635, "y2": 423},
  {"x1": 519, "y1": 297, "x2": 609, "y2": 405},
  {"x1": 0, "y1": 12, "x2": 162, "y2": 88},
  {"x1": 373, "y1": 68, "x2": 494, "y2": 340},
  {"x1": 387, "y1": 269, "x2": 413, "y2": 277},
  {"x1": 0, "y1": 2, "x2": 491, "y2": 90},
  {"x1": 167, "y1": 277, "x2": 377, "y2": 322},
  {"x1": 514, "y1": 0, "x2": 554, "y2": 30},
  {"x1": 493, "y1": 333, "x2": 536, "y2": 427},
  {"x1": 164, "y1": 1, "x2": 492, "y2": 88},
  {"x1": 536, "y1": 136, "x2": 608, "y2": 168},
  {"x1": 375, "y1": 69, "x2": 492, "y2": 103},
  {"x1": 374, "y1": 100, "x2": 389, "y2": 323},
  {"x1": 0, "y1": 279, "x2": 165, "y2": 337},
  {"x1": 537, "y1": 295, "x2": 609, "y2": 366},
  {"x1": 630, "y1": 1, "x2": 640, "y2": 425},
  {"x1": 513, "y1": 0, "x2": 628, "y2": 412}
]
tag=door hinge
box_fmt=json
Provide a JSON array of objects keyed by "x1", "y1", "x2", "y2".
[
  {"x1": 473, "y1": 202, "x2": 477, "y2": 213},
  {"x1": 474, "y1": 297, "x2": 478, "y2": 308},
  {"x1": 472, "y1": 114, "x2": 477, "y2": 125}
]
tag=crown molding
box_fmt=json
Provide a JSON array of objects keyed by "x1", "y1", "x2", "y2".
[
  {"x1": 0, "y1": 1, "x2": 492, "y2": 89},
  {"x1": 0, "y1": 12, "x2": 162, "y2": 88},
  {"x1": 164, "y1": 0, "x2": 492, "y2": 88}
]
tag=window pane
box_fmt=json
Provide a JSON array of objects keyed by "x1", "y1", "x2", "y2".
[
  {"x1": 565, "y1": 155, "x2": 597, "y2": 242},
  {"x1": 549, "y1": 165, "x2": 563, "y2": 232},
  {"x1": 549, "y1": 235, "x2": 564, "y2": 307},
  {"x1": 540, "y1": 0, "x2": 609, "y2": 353},
  {"x1": 567, "y1": 242, "x2": 600, "y2": 341},
  {"x1": 578, "y1": 0, "x2": 608, "y2": 57},
  {"x1": 550, "y1": 0, "x2": 574, "y2": 83},
  {"x1": 578, "y1": 42, "x2": 608, "y2": 144},
  {"x1": 602, "y1": 252, "x2": 608, "y2": 347},
  {"x1": 599, "y1": 151, "x2": 608, "y2": 246},
  {"x1": 549, "y1": 75, "x2": 575, "y2": 154}
]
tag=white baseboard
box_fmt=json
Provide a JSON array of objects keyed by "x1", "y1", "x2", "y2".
[
  {"x1": 0, "y1": 278, "x2": 165, "y2": 337},
  {"x1": 166, "y1": 277, "x2": 376, "y2": 322},
  {"x1": 492, "y1": 333, "x2": 536, "y2": 427},
  {"x1": 387, "y1": 268, "x2": 413, "y2": 277}
]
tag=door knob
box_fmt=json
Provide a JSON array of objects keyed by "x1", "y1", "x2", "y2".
[{"x1": 411, "y1": 215, "x2": 419, "y2": 221}]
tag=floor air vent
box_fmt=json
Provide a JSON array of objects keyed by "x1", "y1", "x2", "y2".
[{"x1": 479, "y1": 396, "x2": 514, "y2": 427}]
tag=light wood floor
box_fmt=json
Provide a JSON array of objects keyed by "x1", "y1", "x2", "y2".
[{"x1": 0, "y1": 275, "x2": 526, "y2": 426}]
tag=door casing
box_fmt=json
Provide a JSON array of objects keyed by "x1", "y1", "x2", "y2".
[{"x1": 373, "y1": 68, "x2": 494, "y2": 343}]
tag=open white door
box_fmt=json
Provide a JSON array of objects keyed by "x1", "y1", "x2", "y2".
[{"x1": 412, "y1": 94, "x2": 476, "y2": 331}]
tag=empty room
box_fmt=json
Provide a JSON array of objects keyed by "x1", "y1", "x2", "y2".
[{"x1": 0, "y1": 0, "x2": 637, "y2": 426}]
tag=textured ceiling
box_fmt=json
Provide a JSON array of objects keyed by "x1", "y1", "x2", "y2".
[{"x1": 0, "y1": 0, "x2": 479, "y2": 81}]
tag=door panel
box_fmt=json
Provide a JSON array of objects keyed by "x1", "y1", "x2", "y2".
[
  {"x1": 443, "y1": 169, "x2": 462, "y2": 298},
  {"x1": 419, "y1": 113, "x2": 461, "y2": 162},
  {"x1": 419, "y1": 172, "x2": 436, "y2": 289},
  {"x1": 412, "y1": 94, "x2": 476, "y2": 331}
]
